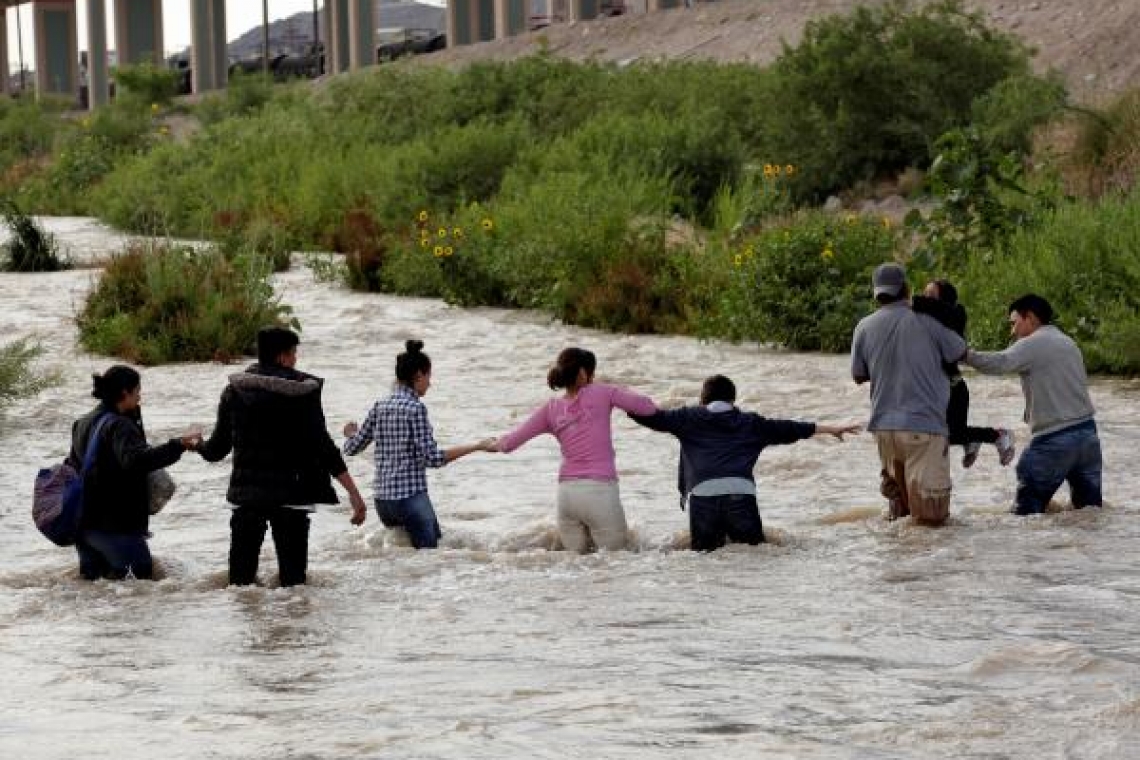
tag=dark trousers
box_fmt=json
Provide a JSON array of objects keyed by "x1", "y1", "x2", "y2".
[
  {"x1": 947, "y1": 379, "x2": 999, "y2": 447},
  {"x1": 688, "y1": 493, "x2": 764, "y2": 552},
  {"x1": 229, "y1": 506, "x2": 311, "y2": 587},
  {"x1": 76, "y1": 530, "x2": 153, "y2": 580},
  {"x1": 1015, "y1": 420, "x2": 1103, "y2": 515}
]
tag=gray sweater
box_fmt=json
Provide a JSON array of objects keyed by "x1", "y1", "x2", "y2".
[{"x1": 965, "y1": 325, "x2": 1095, "y2": 437}]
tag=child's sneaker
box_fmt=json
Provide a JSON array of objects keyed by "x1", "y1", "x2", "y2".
[
  {"x1": 962, "y1": 442, "x2": 982, "y2": 468},
  {"x1": 996, "y1": 428, "x2": 1016, "y2": 466}
]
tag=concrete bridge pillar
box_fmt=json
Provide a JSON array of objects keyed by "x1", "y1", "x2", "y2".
[
  {"x1": 348, "y1": 0, "x2": 374, "y2": 70},
  {"x1": 327, "y1": 0, "x2": 349, "y2": 73},
  {"x1": 85, "y1": 0, "x2": 109, "y2": 108},
  {"x1": 569, "y1": 0, "x2": 599, "y2": 22},
  {"x1": 1, "y1": 8, "x2": 9, "y2": 96},
  {"x1": 190, "y1": 0, "x2": 226, "y2": 92},
  {"x1": 33, "y1": 0, "x2": 80, "y2": 100},
  {"x1": 114, "y1": 0, "x2": 164, "y2": 66},
  {"x1": 457, "y1": 0, "x2": 495, "y2": 45},
  {"x1": 492, "y1": 0, "x2": 527, "y2": 39}
]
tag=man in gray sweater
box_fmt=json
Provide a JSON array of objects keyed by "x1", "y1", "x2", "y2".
[{"x1": 964, "y1": 294, "x2": 1101, "y2": 515}]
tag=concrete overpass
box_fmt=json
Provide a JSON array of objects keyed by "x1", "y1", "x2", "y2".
[
  {"x1": 444, "y1": 0, "x2": 688, "y2": 47},
  {"x1": 1, "y1": 1, "x2": 379, "y2": 107}
]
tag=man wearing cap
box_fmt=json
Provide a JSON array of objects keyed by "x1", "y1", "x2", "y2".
[
  {"x1": 197, "y1": 327, "x2": 368, "y2": 586},
  {"x1": 963, "y1": 294, "x2": 1101, "y2": 515},
  {"x1": 851, "y1": 263, "x2": 967, "y2": 524}
]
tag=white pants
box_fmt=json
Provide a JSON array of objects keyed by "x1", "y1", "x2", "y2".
[{"x1": 556, "y1": 479, "x2": 628, "y2": 553}]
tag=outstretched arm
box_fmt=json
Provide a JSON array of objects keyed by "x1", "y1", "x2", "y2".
[{"x1": 497, "y1": 403, "x2": 551, "y2": 453}]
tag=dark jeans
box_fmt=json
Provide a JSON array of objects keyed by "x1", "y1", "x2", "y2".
[
  {"x1": 376, "y1": 492, "x2": 441, "y2": 549},
  {"x1": 76, "y1": 530, "x2": 153, "y2": 580},
  {"x1": 947, "y1": 379, "x2": 999, "y2": 447},
  {"x1": 1015, "y1": 420, "x2": 1102, "y2": 515},
  {"x1": 229, "y1": 506, "x2": 311, "y2": 587},
  {"x1": 688, "y1": 493, "x2": 764, "y2": 552}
]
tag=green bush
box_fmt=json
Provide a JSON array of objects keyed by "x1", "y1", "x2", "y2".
[
  {"x1": 768, "y1": 0, "x2": 1038, "y2": 200},
  {"x1": 0, "y1": 198, "x2": 68, "y2": 272},
  {"x1": 112, "y1": 64, "x2": 179, "y2": 107},
  {"x1": 957, "y1": 190, "x2": 1140, "y2": 373},
  {"x1": 706, "y1": 213, "x2": 899, "y2": 351},
  {"x1": 0, "y1": 338, "x2": 59, "y2": 412},
  {"x1": 77, "y1": 242, "x2": 297, "y2": 365},
  {"x1": 0, "y1": 99, "x2": 62, "y2": 190}
]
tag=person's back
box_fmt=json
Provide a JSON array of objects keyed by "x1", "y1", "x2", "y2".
[
  {"x1": 631, "y1": 375, "x2": 857, "y2": 551},
  {"x1": 209, "y1": 363, "x2": 341, "y2": 508},
  {"x1": 852, "y1": 303, "x2": 963, "y2": 436}
]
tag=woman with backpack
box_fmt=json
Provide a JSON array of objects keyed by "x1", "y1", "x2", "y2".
[{"x1": 68, "y1": 366, "x2": 200, "y2": 580}]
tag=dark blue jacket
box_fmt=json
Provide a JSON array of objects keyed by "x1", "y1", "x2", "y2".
[{"x1": 629, "y1": 406, "x2": 816, "y2": 508}]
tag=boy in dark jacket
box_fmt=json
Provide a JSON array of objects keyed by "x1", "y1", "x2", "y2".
[
  {"x1": 197, "y1": 327, "x2": 367, "y2": 586},
  {"x1": 629, "y1": 375, "x2": 859, "y2": 551}
]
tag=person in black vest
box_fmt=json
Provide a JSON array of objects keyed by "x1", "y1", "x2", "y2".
[
  {"x1": 197, "y1": 327, "x2": 367, "y2": 586},
  {"x1": 630, "y1": 375, "x2": 859, "y2": 551},
  {"x1": 69, "y1": 366, "x2": 201, "y2": 580}
]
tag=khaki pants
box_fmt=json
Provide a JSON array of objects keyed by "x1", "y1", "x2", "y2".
[
  {"x1": 556, "y1": 479, "x2": 628, "y2": 553},
  {"x1": 875, "y1": 431, "x2": 953, "y2": 525}
]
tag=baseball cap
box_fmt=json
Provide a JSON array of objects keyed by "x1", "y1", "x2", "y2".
[{"x1": 872, "y1": 263, "x2": 907, "y2": 298}]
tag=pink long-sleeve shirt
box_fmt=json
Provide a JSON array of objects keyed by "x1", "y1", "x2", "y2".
[{"x1": 498, "y1": 383, "x2": 656, "y2": 481}]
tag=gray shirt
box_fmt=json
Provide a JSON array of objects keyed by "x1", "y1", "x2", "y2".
[
  {"x1": 965, "y1": 325, "x2": 1094, "y2": 437},
  {"x1": 851, "y1": 301, "x2": 967, "y2": 436}
]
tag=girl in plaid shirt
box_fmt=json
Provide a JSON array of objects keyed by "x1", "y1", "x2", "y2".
[{"x1": 343, "y1": 341, "x2": 495, "y2": 548}]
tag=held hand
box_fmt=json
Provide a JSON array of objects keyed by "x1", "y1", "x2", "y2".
[
  {"x1": 180, "y1": 433, "x2": 203, "y2": 451},
  {"x1": 478, "y1": 437, "x2": 500, "y2": 453},
  {"x1": 343, "y1": 421, "x2": 360, "y2": 438},
  {"x1": 349, "y1": 493, "x2": 367, "y2": 526},
  {"x1": 826, "y1": 423, "x2": 862, "y2": 441}
]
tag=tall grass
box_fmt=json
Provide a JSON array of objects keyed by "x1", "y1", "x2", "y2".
[
  {"x1": 0, "y1": 338, "x2": 59, "y2": 412},
  {"x1": 0, "y1": 199, "x2": 68, "y2": 272}
]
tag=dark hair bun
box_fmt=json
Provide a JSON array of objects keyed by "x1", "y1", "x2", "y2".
[{"x1": 405, "y1": 340, "x2": 424, "y2": 354}]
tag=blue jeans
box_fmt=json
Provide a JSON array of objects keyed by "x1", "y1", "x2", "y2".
[
  {"x1": 376, "y1": 492, "x2": 441, "y2": 549},
  {"x1": 76, "y1": 530, "x2": 153, "y2": 580},
  {"x1": 1015, "y1": 420, "x2": 1102, "y2": 515},
  {"x1": 688, "y1": 493, "x2": 764, "y2": 552}
]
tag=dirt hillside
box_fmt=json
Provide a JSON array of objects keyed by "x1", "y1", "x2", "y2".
[{"x1": 423, "y1": 0, "x2": 1140, "y2": 103}]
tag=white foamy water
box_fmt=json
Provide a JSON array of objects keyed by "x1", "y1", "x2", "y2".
[{"x1": 2, "y1": 219, "x2": 1139, "y2": 759}]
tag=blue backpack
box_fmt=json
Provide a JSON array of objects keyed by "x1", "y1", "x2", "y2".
[{"x1": 32, "y1": 413, "x2": 113, "y2": 546}]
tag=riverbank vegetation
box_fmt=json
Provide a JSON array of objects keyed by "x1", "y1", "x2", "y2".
[
  {"x1": 76, "y1": 243, "x2": 296, "y2": 365},
  {"x1": 0, "y1": 338, "x2": 58, "y2": 413},
  {"x1": 2, "y1": 0, "x2": 1139, "y2": 371}
]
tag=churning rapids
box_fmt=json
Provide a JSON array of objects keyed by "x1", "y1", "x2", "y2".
[{"x1": 2, "y1": 218, "x2": 1139, "y2": 759}]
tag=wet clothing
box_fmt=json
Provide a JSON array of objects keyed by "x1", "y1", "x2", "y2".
[
  {"x1": 498, "y1": 383, "x2": 656, "y2": 481},
  {"x1": 76, "y1": 529, "x2": 153, "y2": 581},
  {"x1": 376, "y1": 492, "x2": 442, "y2": 549},
  {"x1": 1014, "y1": 420, "x2": 1102, "y2": 514},
  {"x1": 556, "y1": 479, "x2": 627, "y2": 553},
  {"x1": 229, "y1": 506, "x2": 310, "y2": 586},
  {"x1": 875, "y1": 430, "x2": 953, "y2": 524},
  {"x1": 689, "y1": 493, "x2": 765, "y2": 551},
  {"x1": 199, "y1": 363, "x2": 347, "y2": 585},
  {"x1": 851, "y1": 301, "x2": 967, "y2": 437},
  {"x1": 67, "y1": 404, "x2": 185, "y2": 536},
  {"x1": 343, "y1": 385, "x2": 447, "y2": 502},
  {"x1": 966, "y1": 326, "x2": 1095, "y2": 438}
]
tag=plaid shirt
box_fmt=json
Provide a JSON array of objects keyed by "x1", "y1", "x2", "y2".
[{"x1": 343, "y1": 385, "x2": 446, "y2": 500}]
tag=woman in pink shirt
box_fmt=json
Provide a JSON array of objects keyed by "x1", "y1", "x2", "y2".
[{"x1": 496, "y1": 348, "x2": 656, "y2": 553}]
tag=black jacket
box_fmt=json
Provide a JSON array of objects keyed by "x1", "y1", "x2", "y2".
[
  {"x1": 198, "y1": 363, "x2": 348, "y2": 508},
  {"x1": 67, "y1": 404, "x2": 185, "y2": 535},
  {"x1": 629, "y1": 406, "x2": 816, "y2": 507},
  {"x1": 912, "y1": 295, "x2": 968, "y2": 378}
]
